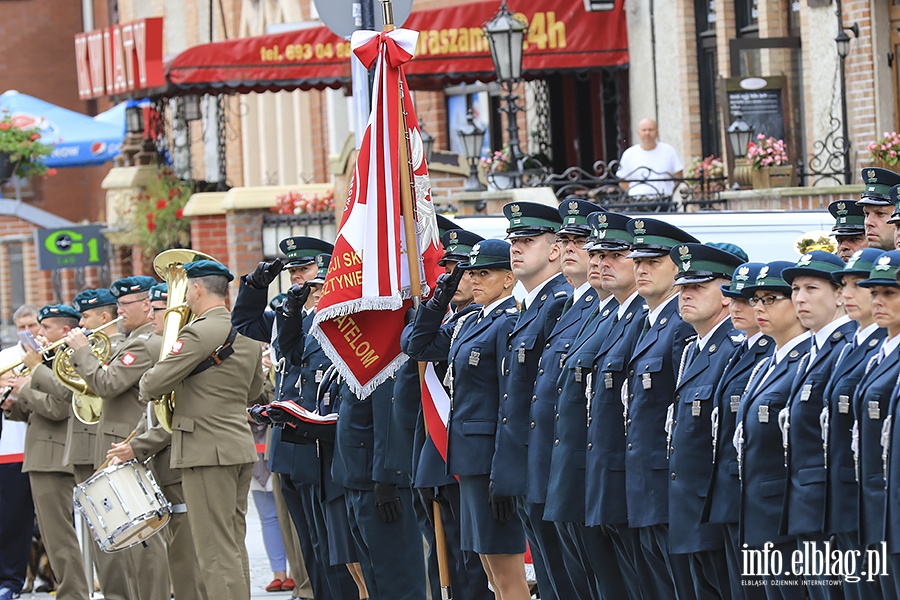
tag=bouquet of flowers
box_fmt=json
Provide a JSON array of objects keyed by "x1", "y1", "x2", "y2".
[
  {"x1": 479, "y1": 147, "x2": 512, "y2": 173},
  {"x1": 129, "y1": 169, "x2": 192, "y2": 257},
  {"x1": 747, "y1": 134, "x2": 789, "y2": 170},
  {"x1": 0, "y1": 112, "x2": 55, "y2": 178},
  {"x1": 867, "y1": 131, "x2": 900, "y2": 167},
  {"x1": 688, "y1": 155, "x2": 725, "y2": 179},
  {"x1": 271, "y1": 189, "x2": 335, "y2": 215}
]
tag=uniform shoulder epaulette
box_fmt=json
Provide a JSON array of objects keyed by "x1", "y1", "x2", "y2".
[
  {"x1": 137, "y1": 333, "x2": 152, "y2": 340},
  {"x1": 554, "y1": 290, "x2": 568, "y2": 298},
  {"x1": 831, "y1": 330, "x2": 844, "y2": 341},
  {"x1": 730, "y1": 333, "x2": 747, "y2": 344},
  {"x1": 505, "y1": 307, "x2": 518, "y2": 314}
]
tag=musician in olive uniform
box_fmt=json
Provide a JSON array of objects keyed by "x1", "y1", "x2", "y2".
[
  {"x1": 140, "y1": 260, "x2": 264, "y2": 600},
  {"x1": 67, "y1": 276, "x2": 168, "y2": 600},
  {"x1": 2, "y1": 305, "x2": 90, "y2": 600},
  {"x1": 666, "y1": 242, "x2": 745, "y2": 599},
  {"x1": 106, "y1": 283, "x2": 209, "y2": 600}
]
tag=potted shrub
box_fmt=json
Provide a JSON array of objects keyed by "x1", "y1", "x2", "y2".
[
  {"x1": 747, "y1": 134, "x2": 796, "y2": 188},
  {"x1": 867, "y1": 131, "x2": 900, "y2": 170},
  {"x1": 0, "y1": 112, "x2": 54, "y2": 180}
]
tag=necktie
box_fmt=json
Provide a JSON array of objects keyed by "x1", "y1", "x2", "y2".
[
  {"x1": 807, "y1": 338, "x2": 818, "y2": 371},
  {"x1": 639, "y1": 316, "x2": 651, "y2": 341},
  {"x1": 560, "y1": 296, "x2": 574, "y2": 317},
  {"x1": 688, "y1": 342, "x2": 701, "y2": 368}
]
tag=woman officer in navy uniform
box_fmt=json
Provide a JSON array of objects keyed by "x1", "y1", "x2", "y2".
[
  {"x1": 407, "y1": 239, "x2": 529, "y2": 599},
  {"x1": 736, "y1": 261, "x2": 810, "y2": 599}
]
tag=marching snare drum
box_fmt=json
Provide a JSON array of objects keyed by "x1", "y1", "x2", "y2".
[{"x1": 73, "y1": 460, "x2": 171, "y2": 552}]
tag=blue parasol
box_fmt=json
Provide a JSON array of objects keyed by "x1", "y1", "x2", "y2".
[{"x1": 0, "y1": 90, "x2": 123, "y2": 168}]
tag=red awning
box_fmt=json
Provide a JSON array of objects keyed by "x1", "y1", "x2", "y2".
[{"x1": 165, "y1": 0, "x2": 628, "y2": 96}]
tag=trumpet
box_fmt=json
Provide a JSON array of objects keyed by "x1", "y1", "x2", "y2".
[{"x1": 52, "y1": 316, "x2": 123, "y2": 424}]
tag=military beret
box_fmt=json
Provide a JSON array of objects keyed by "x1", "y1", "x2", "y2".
[
  {"x1": 557, "y1": 198, "x2": 603, "y2": 237},
  {"x1": 460, "y1": 239, "x2": 512, "y2": 271},
  {"x1": 279, "y1": 236, "x2": 334, "y2": 268},
  {"x1": 721, "y1": 262, "x2": 767, "y2": 298},
  {"x1": 858, "y1": 167, "x2": 900, "y2": 206},
  {"x1": 72, "y1": 289, "x2": 117, "y2": 313},
  {"x1": 740, "y1": 261, "x2": 796, "y2": 297},
  {"x1": 671, "y1": 243, "x2": 746, "y2": 285},
  {"x1": 184, "y1": 259, "x2": 234, "y2": 281},
  {"x1": 503, "y1": 202, "x2": 562, "y2": 238},
  {"x1": 627, "y1": 217, "x2": 699, "y2": 258},
  {"x1": 858, "y1": 250, "x2": 900, "y2": 288},
  {"x1": 829, "y1": 200, "x2": 866, "y2": 233},
  {"x1": 439, "y1": 229, "x2": 485, "y2": 266},
  {"x1": 148, "y1": 283, "x2": 169, "y2": 303},
  {"x1": 110, "y1": 276, "x2": 157, "y2": 298},
  {"x1": 833, "y1": 248, "x2": 885, "y2": 284},
  {"x1": 584, "y1": 211, "x2": 632, "y2": 251},
  {"x1": 38, "y1": 304, "x2": 81, "y2": 322},
  {"x1": 311, "y1": 253, "x2": 331, "y2": 285},
  {"x1": 781, "y1": 250, "x2": 845, "y2": 284},
  {"x1": 269, "y1": 293, "x2": 287, "y2": 311}
]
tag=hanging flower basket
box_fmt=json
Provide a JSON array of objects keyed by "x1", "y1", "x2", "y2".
[
  {"x1": 0, "y1": 112, "x2": 54, "y2": 178},
  {"x1": 128, "y1": 168, "x2": 193, "y2": 259},
  {"x1": 271, "y1": 189, "x2": 336, "y2": 215}
]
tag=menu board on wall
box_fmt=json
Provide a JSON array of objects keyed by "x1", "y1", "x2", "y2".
[{"x1": 725, "y1": 76, "x2": 786, "y2": 142}]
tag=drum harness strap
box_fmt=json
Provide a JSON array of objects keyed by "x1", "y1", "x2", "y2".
[{"x1": 189, "y1": 327, "x2": 238, "y2": 376}]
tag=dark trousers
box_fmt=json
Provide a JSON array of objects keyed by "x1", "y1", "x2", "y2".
[
  {"x1": 608, "y1": 523, "x2": 652, "y2": 599},
  {"x1": 797, "y1": 534, "x2": 844, "y2": 600},
  {"x1": 579, "y1": 523, "x2": 639, "y2": 600},
  {"x1": 281, "y1": 476, "x2": 357, "y2": 600},
  {"x1": 724, "y1": 523, "x2": 768, "y2": 600},
  {"x1": 759, "y1": 541, "x2": 805, "y2": 600},
  {"x1": 683, "y1": 548, "x2": 730, "y2": 600},
  {"x1": 345, "y1": 487, "x2": 427, "y2": 600},
  {"x1": 523, "y1": 502, "x2": 592, "y2": 600},
  {"x1": 835, "y1": 532, "x2": 883, "y2": 600},
  {"x1": 0, "y1": 463, "x2": 33, "y2": 593},
  {"x1": 417, "y1": 484, "x2": 492, "y2": 600}
]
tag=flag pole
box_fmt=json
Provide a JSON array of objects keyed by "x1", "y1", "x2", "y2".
[
  {"x1": 380, "y1": 0, "x2": 422, "y2": 306},
  {"x1": 380, "y1": 2, "x2": 452, "y2": 597}
]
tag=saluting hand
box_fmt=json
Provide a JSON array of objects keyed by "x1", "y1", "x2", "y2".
[
  {"x1": 426, "y1": 267, "x2": 464, "y2": 313},
  {"x1": 244, "y1": 259, "x2": 284, "y2": 290}
]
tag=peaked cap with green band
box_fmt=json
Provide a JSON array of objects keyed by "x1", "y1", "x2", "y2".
[
  {"x1": 670, "y1": 242, "x2": 745, "y2": 285},
  {"x1": 626, "y1": 217, "x2": 698, "y2": 258},
  {"x1": 436, "y1": 214, "x2": 462, "y2": 238},
  {"x1": 858, "y1": 250, "x2": 900, "y2": 288},
  {"x1": 833, "y1": 248, "x2": 884, "y2": 284},
  {"x1": 828, "y1": 199, "x2": 865, "y2": 233},
  {"x1": 888, "y1": 185, "x2": 900, "y2": 224},
  {"x1": 503, "y1": 201, "x2": 562, "y2": 238},
  {"x1": 439, "y1": 229, "x2": 484, "y2": 266},
  {"x1": 557, "y1": 198, "x2": 603, "y2": 236},
  {"x1": 858, "y1": 167, "x2": 900, "y2": 206},
  {"x1": 38, "y1": 304, "x2": 81, "y2": 322},
  {"x1": 739, "y1": 260, "x2": 796, "y2": 297},
  {"x1": 781, "y1": 250, "x2": 845, "y2": 284},
  {"x1": 72, "y1": 288, "x2": 117, "y2": 313},
  {"x1": 279, "y1": 236, "x2": 334, "y2": 268},
  {"x1": 585, "y1": 211, "x2": 632, "y2": 251},
  {"x1": 311, "y1": 253, "x2": 331, "y2": 284},
  {"x1": 721, "y1": 262, "x2": 767, "y2": 298},
  {"x1": 460, "y1": 239, "x2": 511, "y2": 271}
]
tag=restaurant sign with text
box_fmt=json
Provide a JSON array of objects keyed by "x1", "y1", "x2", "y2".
[
  {"x1": 74, "y1": 18, "x2": 165, "y2": 100},
  {"x1": 35, "y1": 226, "x2": 108, "y2": 270}
]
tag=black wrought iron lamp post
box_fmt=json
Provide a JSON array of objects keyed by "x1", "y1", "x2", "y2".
[
  {"x1": 835, "y1": 20, "x2": 858, "y2": 185},
  {"x1": 727, "y1": 110, "x2": 754, "y2": 187},
  {"x1": 458, "y1": 109, "x2": 487, "y2": 192},
  {"x1": 484, "y1": 0, "x2": 528, "y2": 187}
]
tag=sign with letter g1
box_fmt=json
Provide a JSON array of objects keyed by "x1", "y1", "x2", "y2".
[{"x1": 35, "y1": 225, "x2": 107, "y2": 270}]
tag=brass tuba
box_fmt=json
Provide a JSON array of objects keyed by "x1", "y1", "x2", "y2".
[
  {"x1": 152, "y1": 249, "x2": 218, "y2": 432},
  {"x1": 53, "y1": 316, "x2": 124, "y2": 424}
]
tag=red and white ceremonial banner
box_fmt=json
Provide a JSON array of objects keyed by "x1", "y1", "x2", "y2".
[
  {"x1": 421, "y1": 363, "x2": 451, "y2": 462},
  {"x1": 312, "y1": 28, "x2": 442, "y2": 396}
]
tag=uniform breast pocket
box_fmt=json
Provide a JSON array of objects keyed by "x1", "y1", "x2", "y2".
[
  {"x1": 680, "y1": 384, "x2": 714, "y2": 432},
  {"x1": 512, "y1": 334, "x2": 538, "y2": 379},
  {"x1": 597, "y1": 355, "x2": 626, "y2": 404},
  {"x1": 638, "y1": 356, "x2": 665, "y2": 398},
  {"x1": 461, "y1": 419, "x2": 496, "y2": 437}
]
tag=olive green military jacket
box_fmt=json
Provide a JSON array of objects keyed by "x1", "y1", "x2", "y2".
[
  {"x1": 63, "y1": 332, "x2": 125, "y2": 468},
  {"x1": 140, "y1": 305, "x2": 262, "y2": 470},
  {"x1": 70, "y1": 322, "x2": 162, "y2": 467},
  {"x1": 130, "y1": 407, "x2": 180, "y2": 488},
  {"x1": 5, "y1": 363, "x2": 73, "y2": 474}
]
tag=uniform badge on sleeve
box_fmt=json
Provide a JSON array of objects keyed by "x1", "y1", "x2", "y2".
[
  {"x1": 121, "y1": 352, "x2": 136, "y2": 366},
  {"x1": 171, "y1": 340, "x2": 184, "y2": 355}
]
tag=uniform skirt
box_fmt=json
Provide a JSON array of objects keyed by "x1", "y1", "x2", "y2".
[{"x1": 457, "y1": 473, "x2": 526, "y2": 555}]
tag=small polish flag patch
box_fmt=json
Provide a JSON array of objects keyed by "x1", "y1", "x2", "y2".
[
  {"x1": 171, "y1": 340, "x2": 184, "y2": 355},
  {"x1": 121, "y1": 352, "x2": 136, "y2": 366}
]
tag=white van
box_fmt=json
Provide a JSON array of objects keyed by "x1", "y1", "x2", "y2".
[{"x1": 450, "y1": 210, "x2": 836, "y2": 264}]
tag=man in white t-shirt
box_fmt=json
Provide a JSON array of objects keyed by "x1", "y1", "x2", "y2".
[
  {"x1": 617, "y1": 118, "x2": 684, "y2": 197},
  {"x1": 0, "y1": 305, "x2": 39, "y2": 600}
]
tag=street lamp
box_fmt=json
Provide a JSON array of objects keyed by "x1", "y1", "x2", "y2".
[
  {"x1": 125, "y1": 106, "x2": 144, "y2": 134},
  {"x1": 419, "y1": 119, "x2": 436, "y2": 165},
  {"x1": 727, "y1": 111, "x2": 754, "y2": 159},
  {"x1": 458, "y1": 109, "x2": 486, "y2": 192},
  {"x1": 484, "y1": 1, "x2": 529, "y2": 186},
  {"x1": 835, "y1": 21, "x2": 858, "y2": 185}
]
